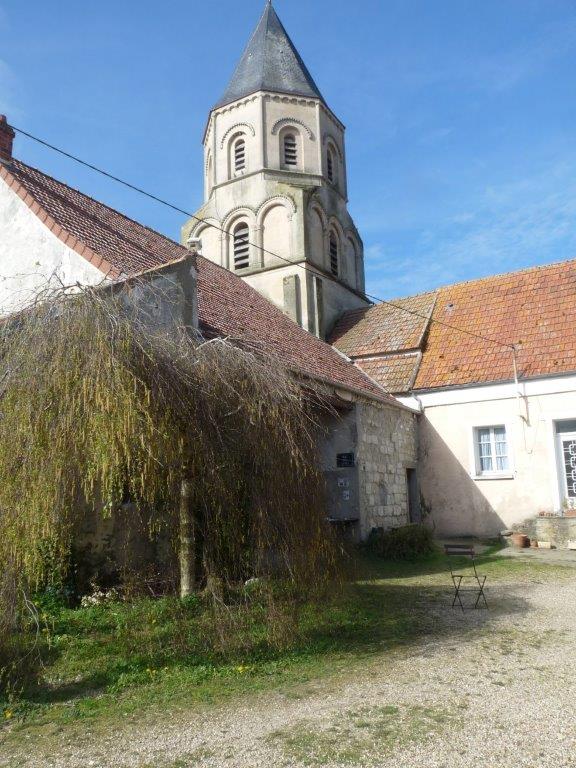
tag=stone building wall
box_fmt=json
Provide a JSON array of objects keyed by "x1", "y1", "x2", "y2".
[
  {"x1": 514, "y1": 516, "x2": 576, "y2": 550},
  {"x1": 356, "y1": 401, "x2": 419, "y2": 537},
  {"x1": 72, "y1": 502, "x2": 173, "y2": 591}
]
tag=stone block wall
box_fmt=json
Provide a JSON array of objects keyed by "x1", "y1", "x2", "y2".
[
  {"x1": 356, "y1": 401, "x2": 419, "y2": 537},
  {"x1": 514, "y1": 516, "x2": 576, "y2": 550},
  {"x1": 72, "y1": 500, "x2": 177, "y2": 592}
]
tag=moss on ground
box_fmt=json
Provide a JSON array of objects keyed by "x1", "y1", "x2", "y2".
[{"x1": 268, "y1": 702, "x2": 462, "y2": 766}]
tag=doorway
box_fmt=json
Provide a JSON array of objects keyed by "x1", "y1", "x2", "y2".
[
  {"x1": 406, "y1": 468, "x2": 421, "y2": 523},
  {"x1": 556, "y1": 421, "x2": 576, "y2": 512},
  {"x1": 556, "y1": 422, "x2": 576, "y2": 509}
]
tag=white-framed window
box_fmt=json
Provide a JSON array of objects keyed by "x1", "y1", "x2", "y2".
[{"x1": 473, "y1": 425, "x2": 510, "y2": 476}]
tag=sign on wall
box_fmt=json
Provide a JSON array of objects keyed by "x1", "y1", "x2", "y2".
[{"x1": 337, "y1": 452, "x2": 355, "y2": 468}]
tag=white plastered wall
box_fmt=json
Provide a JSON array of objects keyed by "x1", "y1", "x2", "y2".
[
  {"x1": 0, "y1": 176, "x2": 105, "y2": 316},
  {"x1": 409, "y1": 377, "x2": 576, "y2": 536}
]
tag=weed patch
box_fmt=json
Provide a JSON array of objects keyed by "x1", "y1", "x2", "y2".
[{"x1": 269, "y1": 702, "x2": 461, "y2": 766}]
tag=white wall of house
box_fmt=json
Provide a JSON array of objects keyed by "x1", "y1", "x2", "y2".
[
  {"x1": 0, "y1": 174, "x2": 198, "y2": 331},
  {"x1": 400, "y1": 375, "x2": 576, "y2": 536},
  {"x1": 0, "y1": 176, "x2": 105, "y2": 316}
]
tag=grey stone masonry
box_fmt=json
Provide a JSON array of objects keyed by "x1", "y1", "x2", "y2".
[
  {"x1": 356, "y1": 401, "x2": 419, "y2": 537},
  {"x1": 515, "y1": 515, "x2": 576, "y2": 550}
]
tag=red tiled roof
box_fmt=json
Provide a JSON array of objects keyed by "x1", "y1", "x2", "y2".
[
  {"x1": 353, "y1": 353, "x2": 421, "y2": 394},
  {"x1": 334, "y1": 260, "x2": 576, "y2": 392},
  {"x1": 1, "y1": 158, "x2": 395, "y2": 405},
  {"x1": 2, "y1": 160, "x2": 190, "y2": 278},
  {"x1": 415, "y1": 261, "x2": 576, "y2": 389},
  {"x1": 330, "y1": 293, "x2": 435, "y2": 357},
  {"x1": 194, "y1": 257, "x2": 393, "y2": 399}
]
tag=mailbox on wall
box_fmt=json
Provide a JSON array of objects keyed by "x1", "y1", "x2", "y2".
[
  {"x1": 336, "y1": 452, "x2": 355, "y2": 468},
  {"x1": 325, "y1": 451, "x2": 360, "y2": 531}
]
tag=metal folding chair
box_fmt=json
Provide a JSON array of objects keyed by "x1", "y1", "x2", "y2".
[{"x1": 444, "y1": 544, "x2": 488, "y2": 611}]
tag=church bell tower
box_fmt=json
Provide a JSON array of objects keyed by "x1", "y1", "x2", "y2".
[{"x1": 182, "y1": 1, "x2": 368, "y2": 338}]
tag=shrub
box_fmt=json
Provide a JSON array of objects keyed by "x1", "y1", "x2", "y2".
[
  {"x1": 0, "y1": 277, "x2": 340, "y2": 704},
  {"x1": 368, "y1": 524, "x2": 435, "y2": 561},
  {"x1": 33, "y1": 584, "x2": 75, "y2": 616}
]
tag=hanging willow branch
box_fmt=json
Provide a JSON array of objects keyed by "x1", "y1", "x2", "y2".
[{"x1": 0, "y1": 277, "x2": 338, "y2": 610}]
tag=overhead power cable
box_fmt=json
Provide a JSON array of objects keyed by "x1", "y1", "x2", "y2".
[{"x1": 12, "y1": 125, "x2": 517, "y2": 354}]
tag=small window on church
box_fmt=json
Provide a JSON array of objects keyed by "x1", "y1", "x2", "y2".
[
  {"x1": 233, "y1": 222, "x2": 250, "y2": 269},
  {"x1": 327, "y1": 148, "x2": 335, "y2": 183},
  {"x1": 234, "y1": 138, "x2": 246, "y2": 174},
  {"x1": 329, "y1": 232, "x2": 339, "y2": 276},
  {"x1": 283, "y1": 133, "x2": 298, "y2": 167}
]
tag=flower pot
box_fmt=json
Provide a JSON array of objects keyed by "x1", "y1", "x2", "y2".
[{"x1": 511, "y1": 532, "x2": 530, "y2": 549}]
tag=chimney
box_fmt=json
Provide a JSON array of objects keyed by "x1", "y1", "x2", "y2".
[{"x1": 0, "y1": 116, "x2": 15, "y2": 164}]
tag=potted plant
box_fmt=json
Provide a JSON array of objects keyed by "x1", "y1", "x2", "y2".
[
  {"x1": 511, "y1": 532, "x2": 530, "y2": 548},
  {"x1": 563, "y1": 499, "x2": 576, "y2": 518}
]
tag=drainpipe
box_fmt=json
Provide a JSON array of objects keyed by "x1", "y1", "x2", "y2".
[{"x1": 512, "y1": 346, "x2": 527, "y2": 423}]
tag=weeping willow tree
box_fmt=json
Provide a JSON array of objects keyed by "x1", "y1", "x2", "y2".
[{"x1": 0, "y1": 278, "x2": 338, "y2": 624}]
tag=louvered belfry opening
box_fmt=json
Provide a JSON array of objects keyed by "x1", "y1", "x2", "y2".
[
  {"x1": 329, "y1": 233, "x2": 338, "y2": 276},
  {"x1": 233, "y1": 222, "x2": 250, "y2": 269},
  {"x1": 283, "y1": 133, "x2": 297, "y2": 166},
  {"x1": 234, "y1": 138, "x2": 246, "y2": 173},
  {"x1": 327, "y1": 149, "x2": 334, "y2": 183}
]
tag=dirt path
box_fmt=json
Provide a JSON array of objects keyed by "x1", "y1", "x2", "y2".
[{"x1": 4, "y1": 573, "x2": 576, "y2": 768}]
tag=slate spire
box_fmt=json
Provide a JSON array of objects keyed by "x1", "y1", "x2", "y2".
[{"x1": 214, "y1": 2, "x2": 325, "y2": 109}]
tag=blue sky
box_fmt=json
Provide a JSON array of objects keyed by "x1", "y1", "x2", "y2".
[{"x1": 1, "y1": 0, "x2": 575, "y2": 298}]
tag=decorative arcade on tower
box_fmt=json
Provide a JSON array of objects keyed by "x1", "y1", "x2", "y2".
[{"x1": 182, "y1": 1, "x2": 368, "y2": 339}]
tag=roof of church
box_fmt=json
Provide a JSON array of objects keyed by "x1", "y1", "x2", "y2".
[
  {"x1": 331, "y1": 260, "x2": 576, "y2": 392},
  {"x1": 214, "y1": 2, "x2": 325, "y2": 110},
  {"x1": 0, "y1": 157, "x2": 398, "y2": 406}
]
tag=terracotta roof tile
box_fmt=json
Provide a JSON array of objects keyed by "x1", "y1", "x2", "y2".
[
  {"x1": 330, "y1": 293, "x2": 436, "y2": 357},
  {"x1": 195, "y1": 257, "x2": 392, "y2": 400},
  {"x1": 334, "y1": 259, "x2": 576, "y2": 391},
  {"x1": 353, "y1": 353, "x2": 421, "y2": 394},
  {"x1": 5, "y1": 160, "x2": 189, "y2": 276},
  {"x1": 415, "y1": 261, "x2": 576, "y2": 389},
  {"x1": 2, "y1": 159, "x2": 395, "y2": 405}
]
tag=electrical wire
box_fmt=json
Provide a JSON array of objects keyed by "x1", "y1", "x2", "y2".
[{"x1": 11, "y1": 125, "x2": 517, "y2": 353}]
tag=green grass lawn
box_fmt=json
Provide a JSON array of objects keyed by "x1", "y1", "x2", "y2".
[{"x1": 1, "y1": 548, "x2": 572, "y2": 748}]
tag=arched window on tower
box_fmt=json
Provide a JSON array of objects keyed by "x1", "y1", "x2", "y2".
[
  {"x1": 206, "y1": 151, "x2": 213, "y2": 196},
  {"x1": 329, "y1": 232, "x2": 339, "y2": 276},
  {"x1": 233, "y1": 222, "x2": 250, "y2": 269},
  {"x1": 233, "y1": 137, "x2": 246, "y2": 174},
  {"x1": 283, "y1": 133, "x2": 298, "y2": 167},
  {"x1": 327, "y1": 147, "x2": 336, "y2": 183}
]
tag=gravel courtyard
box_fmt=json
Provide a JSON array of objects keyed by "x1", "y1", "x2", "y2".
[{"x1": 3, "y1": 557, "x2": 576, "y2": 768}]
